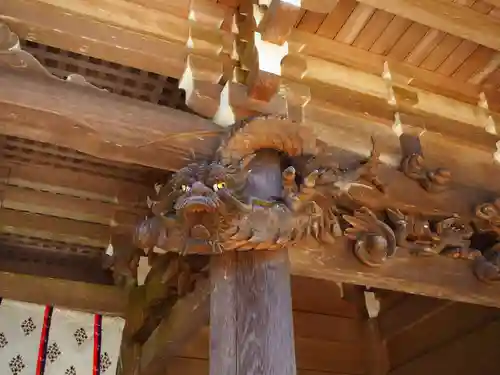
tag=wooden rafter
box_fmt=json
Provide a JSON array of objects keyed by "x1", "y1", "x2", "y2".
[{"x1": 0, "y1": 271, "x2": 126, "y2": 315}]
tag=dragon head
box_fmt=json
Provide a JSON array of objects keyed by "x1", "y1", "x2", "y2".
[{"x1": 150, "y1": 161, "x2": 245, "y2": 254}]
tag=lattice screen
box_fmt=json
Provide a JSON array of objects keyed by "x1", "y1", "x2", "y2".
[
  {"x1": 0, "y1": 298, "x2": 124, "y2": 375},
  {"x1": 21, "y1": 40, "x2": 191, "y2": 111}
]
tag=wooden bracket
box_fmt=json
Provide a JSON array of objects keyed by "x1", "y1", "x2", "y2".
[{"x1": 237, "y1": 3, "x2": 289, "y2": 102}]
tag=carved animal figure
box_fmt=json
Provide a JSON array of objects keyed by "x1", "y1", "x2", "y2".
[{"x1": 386, "y1": 209, "x2": 473, "y2": 257}]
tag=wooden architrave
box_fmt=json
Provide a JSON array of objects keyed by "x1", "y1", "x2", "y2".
[{"x1": 0, "y1": 270, "x2": 127, "y2": 315}]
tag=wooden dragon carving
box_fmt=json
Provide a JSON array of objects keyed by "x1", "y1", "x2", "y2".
[
  {"x1": 127, "y1": 115, "x2": 500, "y2": 285},
  {"x1": 134, "y1": 115, "x2": 386, "y2": 258}
]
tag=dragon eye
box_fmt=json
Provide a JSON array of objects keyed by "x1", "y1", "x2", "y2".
[
  {"x1": 213, "y1": 182, "x2": 226, "y2": 191},
  {"x1": 181, "y1": 185, "x2": 191, "y2": 192}
]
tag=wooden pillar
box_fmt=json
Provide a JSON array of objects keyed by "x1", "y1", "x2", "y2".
[{"x1": 210, "y1": 150, "x2": 297, "y2": 375}]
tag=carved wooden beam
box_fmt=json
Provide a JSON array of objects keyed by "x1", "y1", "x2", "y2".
[
  {"x1": 0, "y1": 270, "x2": 127, "y2": 315},
  {"x1": 131, "y1": 116, "x2": 500, "y2": 312}
]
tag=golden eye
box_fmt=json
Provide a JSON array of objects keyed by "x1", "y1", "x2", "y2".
[{"x1": 213, "y1": 182, "x2": 226, "y2": 191}]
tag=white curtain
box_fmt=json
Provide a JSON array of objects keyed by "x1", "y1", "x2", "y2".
[{"x1": 0, "y1": 298, "x2": 124, "y2": 375}]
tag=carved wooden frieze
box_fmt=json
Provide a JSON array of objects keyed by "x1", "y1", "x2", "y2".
[{"x1": 132, "y1": 115, "x2": 500, "y2": 284}]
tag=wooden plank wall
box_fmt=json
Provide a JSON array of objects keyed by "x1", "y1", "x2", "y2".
[
  {"x1": 377, "y1": 290, "x2": 500, "y2": 375},
  {"x1": 165, "y1": 277, "x2": 371, "y2": 375}
]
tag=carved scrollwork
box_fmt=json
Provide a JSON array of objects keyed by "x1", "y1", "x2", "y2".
[{"x1": 344, "y1": 208, "x2": 397, "y2": 267}]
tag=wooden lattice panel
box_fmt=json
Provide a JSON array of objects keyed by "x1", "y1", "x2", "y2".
[{"x1": 21, "y1": 40, "x2": 191, "y2": 111}]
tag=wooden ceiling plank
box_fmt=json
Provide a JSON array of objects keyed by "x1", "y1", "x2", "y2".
[
  {"x1": 388, "y1": 22, "x2": 429, "y2": 61},
  {"x1": 469, "y1": 51, "x2": 500, "y2": 85},
  {"x1": 437, "y1": 40, "x2": 478, "y2": 76},
  {"x1": 419, "y1": 34, "x2": 462, "y2": 71},
  {"x1": 352, "y1": 10, "x2": 394, "y2": 50},
  {"x1": 299, "y1": 0, "x2": 340, "y2": 13},
  {"x1": 356, "y1": 0, "x2": 500, "y2": 52},
  {"x1": 316, "y1": 0, "x2": 357, "y2": 39},
  {"x1": 334, "y1": 3, "x2": 376, "y2": 44},
  {"x1": 405, "y1": 29, "x2": 446, "y2": 66},
  {"x1": 0, "y1": 271, "x2": 126, "y2": 315},
  {"x1": 369, "y1": 16, "x2": 411, "y2": 55},
  {"x1": 295, "y1": 10, "x2": 327, "y2": 32},
  {"x1": 452, "y1": 46, "x2": 498, "y2": 81}
]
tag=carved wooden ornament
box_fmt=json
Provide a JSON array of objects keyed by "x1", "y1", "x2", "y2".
[{"x1": 132, "y1": 115, "x2": 500, "y2": 284}]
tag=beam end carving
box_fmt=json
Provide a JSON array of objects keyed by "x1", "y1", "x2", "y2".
[{"x1": 125, "y1": 116, "x2": 500, "y2": 287}]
